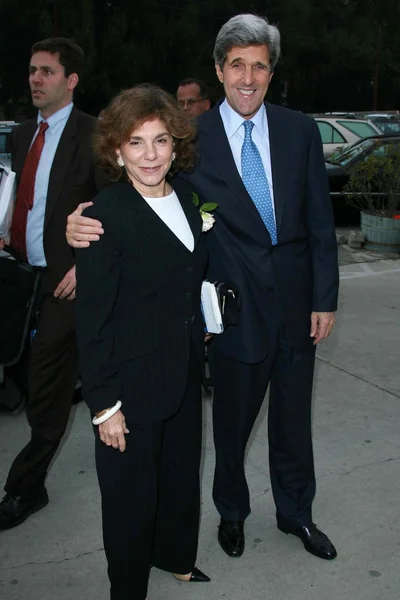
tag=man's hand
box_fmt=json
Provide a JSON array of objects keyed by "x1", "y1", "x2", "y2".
[
  {"x1": 310, "y1": 311, "x2": 336, "y2": 345},
  {"x1": 66, "y1": 202, "x2": 104, "y2": 248},
  {"x1": 98, "y1": 410, "x2": 129, "y2": 452},
  {"x1": 54, "y1": 265, "x2": 76, "y2": 300},
  {"x1": 0, "y1": 239, "x2": 5, "y2": 251}
]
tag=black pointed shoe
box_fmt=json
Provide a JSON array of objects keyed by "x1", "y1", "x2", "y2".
[
  {"x1": 0, "y1": 487, "x2": 49, "y2": 530},
  {"x1": 173, "y1": 567, "x2": 210, "y2": 582},
  {"x1": 278, "y1": 521, "x2": 337, "y2": 560},
  {"x1": 218, "y1": 519, "x2": 245, "y2": 557}
]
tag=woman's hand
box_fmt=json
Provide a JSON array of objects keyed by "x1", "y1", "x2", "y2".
[{"x1": 98, "y1": 410, "x2": 130, "y2": 452}]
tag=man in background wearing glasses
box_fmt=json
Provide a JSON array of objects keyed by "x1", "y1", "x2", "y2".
[{"x1": 177, "y1": 78, "x2": 211, "y2": 118}]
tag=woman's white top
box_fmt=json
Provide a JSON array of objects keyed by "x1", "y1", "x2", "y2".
[{"x1": 143, "y1": 190, "x2": 194, "y2": 251}]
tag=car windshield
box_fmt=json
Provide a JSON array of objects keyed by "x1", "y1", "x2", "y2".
[
  {"x1": 373, "y1": 120, "x2": 400, "y2": 134},
  {"x1": 327, "y1": 138, "x2": 376, "y2": 166},
  {"x1": 336, "y1": 120, "x2": 377, "y2": 138}
]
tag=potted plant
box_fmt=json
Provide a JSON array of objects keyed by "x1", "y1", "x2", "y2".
[{"x1": 343, "y1": 147, "x2": 400, "y2": 252}]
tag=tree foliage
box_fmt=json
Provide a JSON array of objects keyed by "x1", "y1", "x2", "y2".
[{"x1": 0, "y1": 0, "x2": 399, "y2": 118}]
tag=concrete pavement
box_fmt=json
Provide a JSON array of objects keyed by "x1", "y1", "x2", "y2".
[{"x1": 1, "y1": 254, "x2": 399, "y2": 600}]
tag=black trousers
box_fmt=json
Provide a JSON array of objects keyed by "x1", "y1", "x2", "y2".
[
  {"x1": 5, "y1": 293, "x2": 78, "y2": 497},
  {"x1": 96, "y1": 348, "x2": 202, "y2": 600},
  {"x1": 209, "y1": 293, "x2": 316, "y2": 528}
]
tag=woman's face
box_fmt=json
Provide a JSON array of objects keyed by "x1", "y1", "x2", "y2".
[{"x1": 116, "y1": 118, "x2": 174, "y2": 197}]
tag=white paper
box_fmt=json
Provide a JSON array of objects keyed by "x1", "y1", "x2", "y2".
[
  {"x1": 201, "y1": 281, "x2": 224, "y2": 334},
  {"x1": 0, "y1": 165, "x2": 16, "y2": 244}
]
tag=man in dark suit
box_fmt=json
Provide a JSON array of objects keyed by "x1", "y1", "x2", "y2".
[
  {"x1": 65, "y1": 14, "x2": 339, "y2": 561},
  {"x1": 0, "y1": 37, "x2": 98, "y2": 529},
  {"x1": 189, "y1": 13, "x2": 339, "y2": 561}
]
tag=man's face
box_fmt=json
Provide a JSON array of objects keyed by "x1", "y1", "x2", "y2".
[
  {"x1": 177, "y1": 83, "x2": 210, "y2": 118},
  {"x1": 29, "y1": 51, "x2": 78, "y2": 118},
  {"x1": 215, "y1": 44, "x2": 273, "y2": 120}
]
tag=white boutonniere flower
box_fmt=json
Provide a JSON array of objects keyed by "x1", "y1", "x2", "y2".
[{"x1": 192, "y1": 192, "x2": 218, "y2": 232}]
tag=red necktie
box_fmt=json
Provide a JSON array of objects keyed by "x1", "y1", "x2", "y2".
[{"x1": 10, "y1": 121, "x2": 49, "y2": 261}]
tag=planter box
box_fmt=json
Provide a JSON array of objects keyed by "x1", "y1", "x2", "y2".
[{"x1": 361, "y1": 212, "x2": 400, "y2": 252}]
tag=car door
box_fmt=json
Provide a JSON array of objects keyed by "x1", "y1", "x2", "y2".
[{"x1": 316, "y1": 121, "x2": 347, "y2": 158}]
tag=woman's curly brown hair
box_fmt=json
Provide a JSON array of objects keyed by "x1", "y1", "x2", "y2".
[{"x1": 93, "y1": 84, "x2": 197, "y2": 181}]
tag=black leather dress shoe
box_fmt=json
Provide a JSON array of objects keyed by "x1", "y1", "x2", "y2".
[
  {"x1": 173, "y1": 566, "x2": 210, "y2": 582},
  {"x1": 278, "y1": 521, "x2": 337, "y2": 560},
  {"x1": 0, "y1": 487, "x2": 49, "y2": 530},
  {"x1": 218, "y1": 519, "x2": 245, "y2": 557}
]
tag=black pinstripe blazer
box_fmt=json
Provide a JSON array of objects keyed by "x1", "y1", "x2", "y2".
[{"x1": 75, "y1": 176, "x2": 208, "y2": 424}]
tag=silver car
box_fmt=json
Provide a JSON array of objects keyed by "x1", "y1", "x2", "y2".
[
  {"x1": 314, "y1": 117, "x2": 382, "y2": 159},
  {"x1": 0, "y1": 122, "x2": 17, "y2": 169}
]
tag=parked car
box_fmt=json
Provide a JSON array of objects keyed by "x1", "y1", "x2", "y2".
[
  {"x1": 0, "y1": 121, "x2": 17, "y2": 169},
  {"x1": 325, "y1": 133, "x2": 400, "y2": 223},
  {"x1": 361, "y1": 113, "x2": 400, "y2": 135},
  {"x1": 314, "y1": 117, "x2": 382, "y2": 159}
]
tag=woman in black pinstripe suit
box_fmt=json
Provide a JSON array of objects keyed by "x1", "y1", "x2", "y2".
[{"x1": 75, "y1": 85, "x2": 210, "y2": 600}]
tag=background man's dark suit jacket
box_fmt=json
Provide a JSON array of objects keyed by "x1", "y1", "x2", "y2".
[
  {"x1": 187, "y1": 101, "x2": 339, "y2": 363},
  {"x1": 75, "y1": 177, "x2": 208, "y2": 425},
  {"x1": 2, "y1": 107, "x2": 99, "y2": 498},
  {"x1": 11, "y1": 107, "x2": 98, "y2": 292}
]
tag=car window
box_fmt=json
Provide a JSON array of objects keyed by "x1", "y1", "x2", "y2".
[
  {"x1": 337, "y1": 120, "x2": 377, "y2": 138},
  {"x1": 0, "y1": 133, "x2": 7, "y2": 153},
  {"x1": 333, "y1": 139, "x2": 375, "y2": 166},
  {"x1": 317, "y1": 122, "x2": 345, "y2": 144},
  {"x1": 370, "y1": 141, "x2": 400, "y2": 158},
  {"x1": 370, "y1": 144, "x2": 387, "y2": 158}
]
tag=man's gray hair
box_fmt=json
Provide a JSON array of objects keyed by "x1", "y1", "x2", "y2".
[{"x1": 213, "y1": 14, "x2": 281, "y2": 71}]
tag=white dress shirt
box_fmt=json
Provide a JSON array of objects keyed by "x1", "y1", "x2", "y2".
[
  {"x1": 219, "y1": 99, "x2": 276, "y2": 221},
  {"x1": 26, "y1": 103, "x2": 74, "y2": 266},
  {"x1": 143, "y1": 190, "x2": 194, "y2": 251}
]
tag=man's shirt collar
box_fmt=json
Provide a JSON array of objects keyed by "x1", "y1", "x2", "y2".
[
  {"x1": 37, "y1": 102, "x2": 74, "y2": 131},
  {"x1": 220, "y1": 99, "x2": 268, "y2": 138}
]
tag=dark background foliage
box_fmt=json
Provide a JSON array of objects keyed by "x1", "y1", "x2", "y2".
[{"x1": 0, "y1": 0, "x2": 399, "y2": 119}]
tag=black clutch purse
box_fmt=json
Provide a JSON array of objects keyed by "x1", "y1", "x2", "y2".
[{"x1": 213, "y1": 281, "x2": 240, "y2": 327}]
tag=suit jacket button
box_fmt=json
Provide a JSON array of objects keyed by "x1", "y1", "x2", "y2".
[
  {"x1": 186, "y1": 267, "x2": 193, "y2": 274},
  {"x1": 185, "y1": 292, "x2": 192, "y2": 300}
]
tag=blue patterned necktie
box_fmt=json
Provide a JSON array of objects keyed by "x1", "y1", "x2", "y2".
[{"x1": 241, "y1": 120, "x2": 277, "y2": 245}]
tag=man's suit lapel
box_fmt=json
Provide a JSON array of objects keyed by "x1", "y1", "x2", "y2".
[
  {"x1": 44, "y1": 108, "x2": 79, "y2": 231},
  {"x1": 199, "y1": 105, "x2": 271, "y2": 245},
  {"x1": 266, "y1": 102, "x2": 287, "y2": 234}
]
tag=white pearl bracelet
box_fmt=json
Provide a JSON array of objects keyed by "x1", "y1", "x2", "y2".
[{"x1": 92, "y1": 400, "x2": 122, "y2": 425}]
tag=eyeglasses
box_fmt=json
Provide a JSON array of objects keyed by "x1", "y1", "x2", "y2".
[{"x1": 177, "y1": 98, "x2": 207, "y2": 108}]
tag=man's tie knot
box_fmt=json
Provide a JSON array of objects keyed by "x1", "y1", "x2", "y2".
[
  {"x1": 242, "y1": 120, "x2": 254, "y2": 137},
  {"x1": 39, "y1": 121, "x2": 49, "y2": 135}
]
